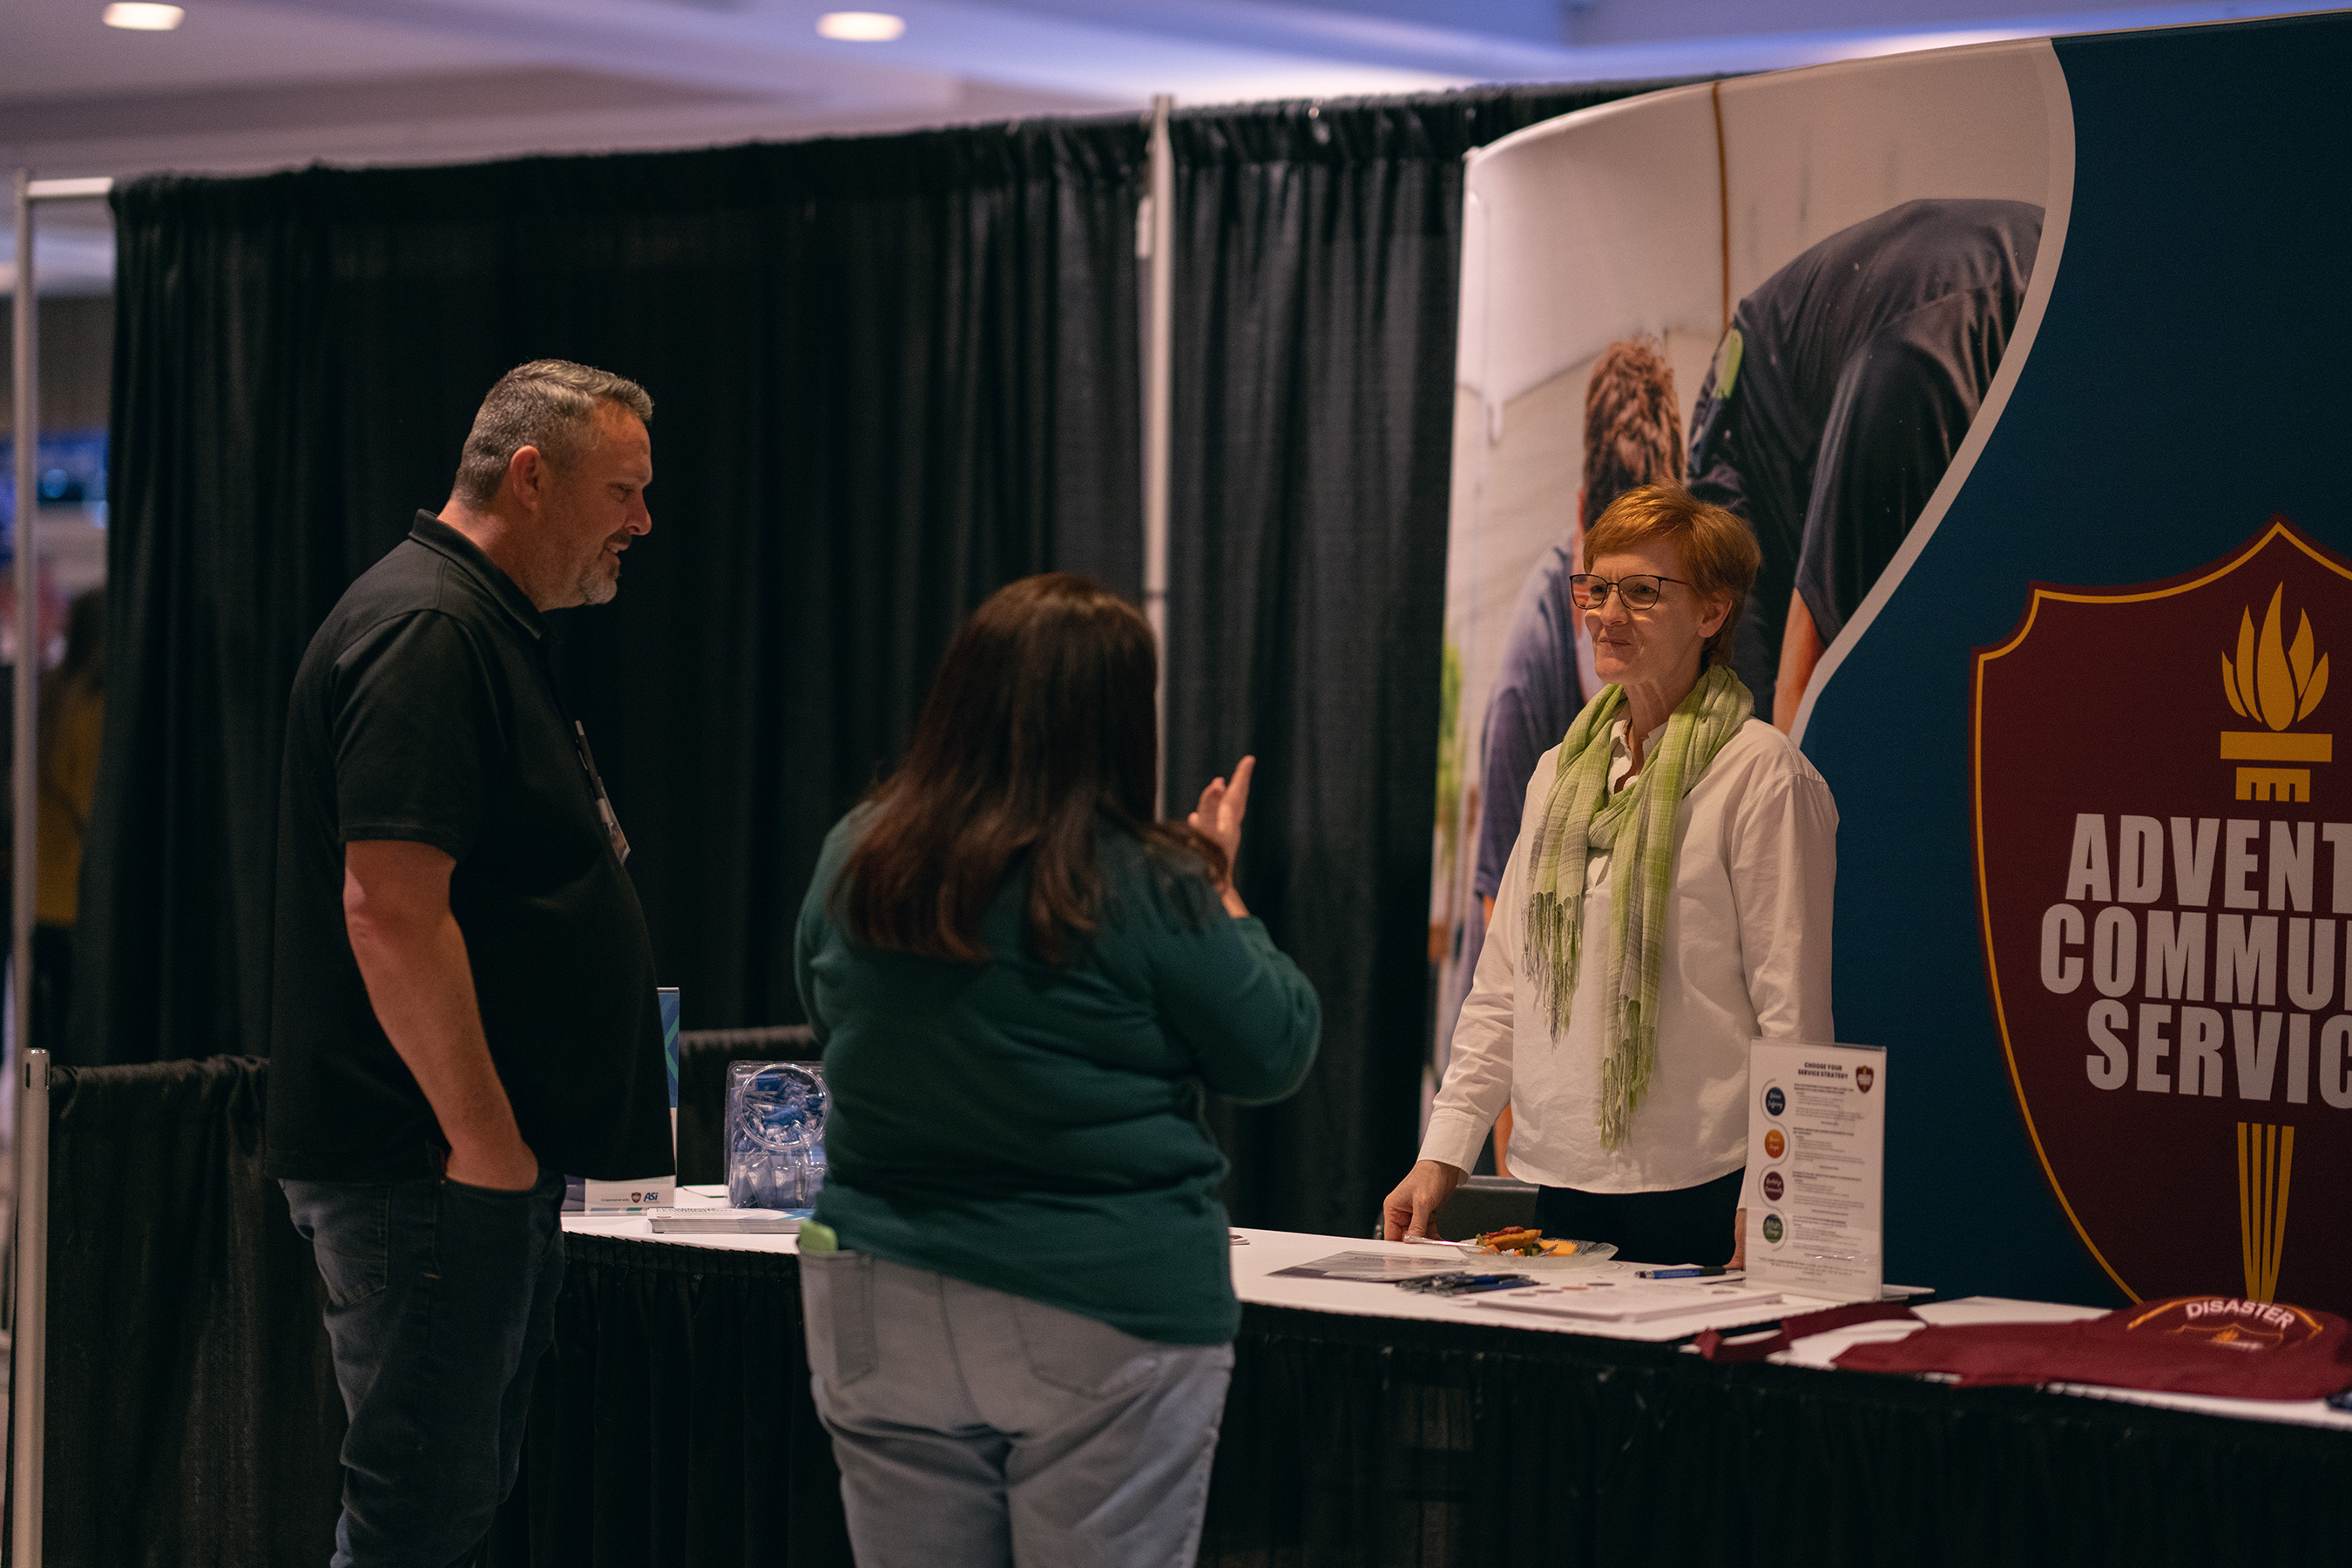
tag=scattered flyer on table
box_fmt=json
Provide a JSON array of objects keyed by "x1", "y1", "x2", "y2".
[{"x1": 1744, "y1": 1038, "x2": 1886, "y2": 1303}]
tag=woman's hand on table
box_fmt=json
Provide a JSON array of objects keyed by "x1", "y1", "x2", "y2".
[
  {"x1": 1382, "y1": 1159, "x2": 1467, "y2": 1240},
  {"x1": 1188, "y1": 754, "x2": 1255, "y2": 918},
  {"x1": 1729, "y1": 1207, "x2": 1747, "y2": 1270}
]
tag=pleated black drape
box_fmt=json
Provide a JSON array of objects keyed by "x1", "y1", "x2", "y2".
[
  {"x1": 1163, "y1": 84, "x2": 1682, "y2": 1237},
  {"x1": 498, "y1": 1237, "x2": 848, "y2": 1568},
  {"x1": 37, "y1": 1058, "x2": 344, "y2": 1565},
  {"x1": 86, "y1": 85, "x2": 1680, "y2": 1237},
  {"x1": 85, "y1": 124, "x2": 1146, "y2": 1064}
]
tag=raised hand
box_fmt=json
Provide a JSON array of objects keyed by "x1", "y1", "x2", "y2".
[
  {"x1": 1187, "y1": 755, "x2": 1254, "y2": 880},
  {"x1": 1186, "y1": 754, "x2": 1255, "y2": 916}
]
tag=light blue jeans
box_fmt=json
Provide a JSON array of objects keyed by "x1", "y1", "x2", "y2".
[{"x1": 799, "y1": 1251, "x2": 1234, "y2": 1568}]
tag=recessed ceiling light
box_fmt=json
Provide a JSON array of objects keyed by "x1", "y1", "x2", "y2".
[
  {"x1": 816, "y1": 11, "x2": 905, "y2": 42},
  {"x1": 103, "y1": 3, "x2": 184, "y2": 29}
]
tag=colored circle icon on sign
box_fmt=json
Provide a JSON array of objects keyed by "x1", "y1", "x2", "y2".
[
  {"x1": 1763, "y1": 1127, "x2": 1786, "y2": 1160},
  {"x1": 1761, "y1": 1170, "x2": 1784, "y2": 1202},
  {"x1": 1762, "y1": 1213, "x2": 1785, "y2": 1245},
  {"x1": 1764, "y1": 1086, "x2": 1786, "y2": 1117}
]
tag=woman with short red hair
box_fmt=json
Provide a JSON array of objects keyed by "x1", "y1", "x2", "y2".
[{"x1": 1386, "y1": 483, "x2": 1838, "y2": 1267}]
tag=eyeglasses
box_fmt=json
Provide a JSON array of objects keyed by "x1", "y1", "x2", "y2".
[{"x1": 1568, "y1": 573, "x2": 1687, "y2": 612}]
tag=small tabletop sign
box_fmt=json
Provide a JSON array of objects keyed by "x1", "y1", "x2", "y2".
[{"x1": 1744, "y1": 1038, "x2": 1887, "y2": 1304}]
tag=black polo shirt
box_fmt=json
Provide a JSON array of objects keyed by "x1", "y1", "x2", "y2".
[{"x1": 267, "y1": 512, "x2": 672, "y2": 1183}]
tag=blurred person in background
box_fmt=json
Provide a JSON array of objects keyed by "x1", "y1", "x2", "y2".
[
  {"x1": 33, "y1": 585, "x2": 105, "y2": 1057},
  {"x1": 794, "y1": 572, "x2": 1321, "y2": 1568}
]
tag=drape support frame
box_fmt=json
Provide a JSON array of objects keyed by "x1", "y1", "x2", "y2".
[
  {"x1": 10, "y1": 173, "x2": 30, "y2": 1101},
  {"x1": 10, "y1": 166, "x2": 111, "y2": 1568},
  {"x1": 1143, "y1": 95, "x2": 1174, "y2": 811},
  {"x1": 9, "y1": 1048, "x2": 47, "y2": 1568}
]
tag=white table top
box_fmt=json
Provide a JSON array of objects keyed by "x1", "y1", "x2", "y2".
[
  {"x1": 1224, "y1": 1227, "x2": 1818, "y2": 1343},
  {"x1": 564, "y1": 1205, "x2": 1821, "y2": 1341},
  {"x1": 560, "y1": 1205, "x2": 2352, "y2": 1430}
]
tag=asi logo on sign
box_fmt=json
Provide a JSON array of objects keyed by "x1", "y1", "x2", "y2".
[{"x1": 1975, "y1": 517, "x2": 2352, "y2": 1315}]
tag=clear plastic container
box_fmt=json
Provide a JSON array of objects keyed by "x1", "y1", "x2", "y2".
[{"x1": 726, "y1": 1060, "x2": 828, "y2": 1212}]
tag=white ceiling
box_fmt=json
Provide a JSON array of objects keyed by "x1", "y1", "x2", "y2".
[{"x1": 2, "y1": 0, "x2": 2339, "y2": 290}]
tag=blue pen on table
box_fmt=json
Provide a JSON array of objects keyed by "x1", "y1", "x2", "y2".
[
  {"x1": 1632, "y1": 1267, "x2": 1740, "y2": 1280},
  {"x1": 1396, "y1": 1270, "x2": 1536, "y2": 1295}
]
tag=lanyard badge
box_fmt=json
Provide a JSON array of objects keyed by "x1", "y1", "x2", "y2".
[{"x1": 572, "y1": 720, "x2": 632, "y2": 864}]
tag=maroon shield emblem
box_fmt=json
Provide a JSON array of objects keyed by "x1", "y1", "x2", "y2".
[
  {"x1": 1855, "y1": 1065, "x2": 1876, "y2": 1094},
  {"x1": 1975, "y1": 517, "x2": 2352, "y2": 1314}
]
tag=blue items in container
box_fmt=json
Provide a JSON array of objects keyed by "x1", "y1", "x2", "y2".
[{"x1": 727, "y1": 1060, "x2": 828, "y2": 1211}]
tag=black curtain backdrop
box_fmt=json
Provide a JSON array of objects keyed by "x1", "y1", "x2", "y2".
[
  {"x1": 87, "y1": 123, "x2": 1146, "y2": 1064},
  {"x1": 84, "y1": 84, "x2": 1676, "y2": 1238},
  {"x1": 1163, "y1": 85, "x2": 1683, "y2": 1236}
]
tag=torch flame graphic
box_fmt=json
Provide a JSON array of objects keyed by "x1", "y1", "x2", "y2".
[{"x1": 2223, "y1": 585, "x2": 2328, "y2": 731}]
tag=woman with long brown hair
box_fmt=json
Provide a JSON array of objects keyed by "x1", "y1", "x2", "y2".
[{"x1": 794, "y1": 572, "x2": 1320, "y2": 1568}]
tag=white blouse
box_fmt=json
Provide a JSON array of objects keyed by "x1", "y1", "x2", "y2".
[{"x1": 1422, "y1": 715, "x2": 1839, "y2": 1197}]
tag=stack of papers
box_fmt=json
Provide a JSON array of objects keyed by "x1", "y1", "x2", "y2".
[{"x1": 1470, "y1": 1280, "x2": 1786, "y2": 1324}]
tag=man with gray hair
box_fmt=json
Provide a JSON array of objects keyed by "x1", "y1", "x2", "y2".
[{"x1": 267, "y1": 359, "x2": 671, "y2": 1565}]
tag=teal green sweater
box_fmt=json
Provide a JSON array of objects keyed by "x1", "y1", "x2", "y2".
[{"x1": 796, "y1": 808, "x2": 1321, "y2": 1344}]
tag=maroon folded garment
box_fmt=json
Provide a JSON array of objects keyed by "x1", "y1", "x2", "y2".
[{"x1": 1835, "y1": 1296, "x2": 2352, "y2": 1401}]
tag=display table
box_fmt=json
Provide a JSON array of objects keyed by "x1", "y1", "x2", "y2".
[
  {"x1": 531, "y1": 1209, "x2": 2352, "y2": 1566},
  {"x1": 55, "y1": 1058, "x2": 2343, "y2": 1566}
]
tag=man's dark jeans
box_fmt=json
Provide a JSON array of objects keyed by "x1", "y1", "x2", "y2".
[{"x1": 281, "y1": 1166, "x2": 566, "y2": 1568}]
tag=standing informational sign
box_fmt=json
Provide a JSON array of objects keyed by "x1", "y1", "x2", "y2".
[
  {"x1": 1438, "y1": 11, "x2": 2352, "y2": 1310},
  {"x1": 1744, "y1": 1040, "x2": 1887, "y2": 1303}
]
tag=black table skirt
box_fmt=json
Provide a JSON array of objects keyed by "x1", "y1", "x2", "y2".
[
  {"x1": 497, "y1": 1236, "x2": 2349, "y2": 1568},
  {"x1": 494, "y1": 1237, "x2": 849, "y2": 1568}
]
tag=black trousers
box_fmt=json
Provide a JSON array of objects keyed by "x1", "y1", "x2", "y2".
[{"x1": 1534, "y1": 1166, "x2": 1744, "y2": 1267}]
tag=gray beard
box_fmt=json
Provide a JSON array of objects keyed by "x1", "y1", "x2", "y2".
[{"x1": 577, "y1": 557, "x2": 618, "y2": 606}]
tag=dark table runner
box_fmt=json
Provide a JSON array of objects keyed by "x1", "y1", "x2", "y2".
[{"x1": 32, "y1": 1058, "x2": 2352, "y2": 1566}]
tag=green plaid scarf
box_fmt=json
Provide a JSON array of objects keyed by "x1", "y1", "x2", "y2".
[{"x1": 1523, "y1": 664, "x2": 1753, "y2": 1150}]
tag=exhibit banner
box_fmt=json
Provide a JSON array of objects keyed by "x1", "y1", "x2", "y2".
[
  {"x1": 1436, "y1": 12, "x2": 2352, "y2": 1309},
  {"x1": 1435, "y1": 39, "x2": 2058, "y2": 1070},
  {"x1": 1977, "y1": 519, "x2": 2352, "y2": 1310}
]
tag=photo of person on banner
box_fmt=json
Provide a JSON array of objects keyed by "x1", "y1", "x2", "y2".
[
  {"x1": 1469, "y1": 338, "x2": 1686, "y2": 1172},
  {"x1": 1686, "y1": 197, "x2": 2044, "y2": 727}
]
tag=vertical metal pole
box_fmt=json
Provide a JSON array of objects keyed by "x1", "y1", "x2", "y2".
[
  {"x1": 1143, "y1": 96, "x2": 1174, "y2": 814},
  {"x1": 10, "y1": 168, "x2": 34, "y2": 1082},
  {"x1": 10, "y1": 1048, "x2": 45, "y2": 1568},
  {"x1": 10, "y1": 170, "x2": 42, "y2": 1568}
]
